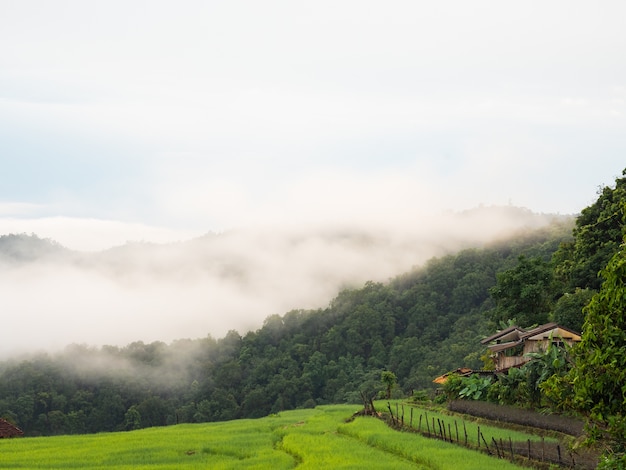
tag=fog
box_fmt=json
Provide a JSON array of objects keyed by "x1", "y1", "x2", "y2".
[{"x1": 0, "y1": 206, "x2": 566, "y2": 358}]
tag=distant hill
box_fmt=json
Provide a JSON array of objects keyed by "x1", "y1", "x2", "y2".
[{"x1": 0, "y1": 213, "x2": 576, "y2": 434}]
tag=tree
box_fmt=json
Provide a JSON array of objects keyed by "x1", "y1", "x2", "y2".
[
  {"x1": 568, "y1": 236, "x2": 626, "y2": 464},
  {"x1": 556, "y1": 169, "x2": 626, "y2": 291},
  {"x1": 551, "y1": 288, "x2": 594, "y2": 333},
  {"x1": 380, "y1": 371, "x2": 397, "y2": 399},
  {"x1": 488, "y1": 256, "x2": 554, "y2": 327}
]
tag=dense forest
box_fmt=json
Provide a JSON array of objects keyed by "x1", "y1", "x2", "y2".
[{"x1": 0, "y1": 170, "x2": 625, "y2": 454}]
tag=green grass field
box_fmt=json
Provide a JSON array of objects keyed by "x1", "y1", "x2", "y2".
[
  {"x1": 379, "y1": 401, "x2": 557, "y2": 445},
  {"x1": 0, "y1": 404, "x2": 534, "y2": 469}
]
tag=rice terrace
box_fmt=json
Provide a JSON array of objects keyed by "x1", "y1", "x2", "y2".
[{"x1": 0, "y1": 401, "x2": 595, "y2": 469}]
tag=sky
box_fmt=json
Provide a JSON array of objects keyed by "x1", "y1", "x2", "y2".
[
  {"x1": 1, "y1": 0, "x2": 625, "y2": 250},
  {"x1": 0, "y1": 1, "x2": 625, "y2": 354}
]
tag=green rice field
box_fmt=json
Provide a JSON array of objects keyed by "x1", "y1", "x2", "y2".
[
  {"x1": 378, "y1": 400, "x2": 557, "y2": 445},
  {"x1": 0, "y1": 404, "x2": 534, "y2": 469}
]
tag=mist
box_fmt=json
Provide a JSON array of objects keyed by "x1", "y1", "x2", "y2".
[{"x1": 0, "y1": 206, "x2": 568, "y2": 358}]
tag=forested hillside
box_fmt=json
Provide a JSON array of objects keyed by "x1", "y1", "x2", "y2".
[
  {"x1": 2, "y1": 169, "x2": 625, "y2": 438},
  {"x1": 439, "y1": 170, "x2": 626, "y2": 468},
  {"x1": 0, "y1": 215, "x2": 573, "y2": 435}
]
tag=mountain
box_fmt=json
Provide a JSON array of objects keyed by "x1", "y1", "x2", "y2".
[{"x1": 0, "y1": 212, "x2": 575, "y2": 434}]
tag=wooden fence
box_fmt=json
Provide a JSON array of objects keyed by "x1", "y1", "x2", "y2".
[{"x1": 384, "y1": 403, "x2": 597, "y2": 469}]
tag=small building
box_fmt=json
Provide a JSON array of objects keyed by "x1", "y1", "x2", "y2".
[
  {"x1": 481, "y1": 322, "x2": 581, "y2": 372},
  {"x1": 433, "y1": 367, "x2": 493, "y2": 385},
  {"x1": 0, "y1": 418, "x2": 23, "y2": 438}
]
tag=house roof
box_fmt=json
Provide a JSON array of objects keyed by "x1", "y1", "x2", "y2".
[
  {"x1": 521, "y1": 323, "x2": 581, "y2": 342},
  {"x1": 486, "y1": 340, "x2": 523, "y2": 353},
  {"x1": 480, "y1": 325, "x2": 524, "y2": 345},
  {"x1": 0, "y1": 418, "x2": 23, "y2": 438},
  {"x1": 482, "y1": 322, "x2": 581, "y2": 346}
]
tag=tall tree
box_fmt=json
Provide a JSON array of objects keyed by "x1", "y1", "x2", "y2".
[
  {"x1": 556, "y1": 169, "x2": 626, "y2": 292},
  {"x1": 487, "y1": 255, "x2": 553, "y2": 327},
  {"x1": 568, "y1": 235, "x2": 626, "y2": 464}
]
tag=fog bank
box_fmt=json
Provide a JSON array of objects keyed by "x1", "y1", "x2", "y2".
[{"x1": 0, "y1": 206, "x2": 568, "y2": 357}]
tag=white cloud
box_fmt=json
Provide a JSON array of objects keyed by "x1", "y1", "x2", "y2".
[
  {"x1": 0, "y1": 207, "x2": 562, "y2": 357},
  {"x1": 0, "y1": 217, "x2": 201, "y2": 251}
]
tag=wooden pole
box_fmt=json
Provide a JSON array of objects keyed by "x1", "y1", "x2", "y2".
[
  {"x1": 418, "y1": 414, "x2": 422, "y2": 432},
  {"x1": 509, "y1": 436, "x2": 514, "y2": 462},
  {"x1": 410, "y1": 407, "x2": 413, "y2": 428},
  {"x1": 454, "y1": 420, "x2": 459, "y2": 443},
  {"x1": 448, "y1": 423, "x2": 452, "y2": 443},
  {"x1": 463, "y1": 421, "x2": 468, "y2": 446},
  {"x1": 527, "y1": 439, "x2": 531, "y2": 460},
  {"x1": 492, "y1": 437, "x2": 501, "y2": 459},
  {"x1": 387, "y1": 402, "x2": 395, "y2": 426},
  {"x1": 477, "y1": 425, "x2": 481, "y2": 447},
  {"x1": 481, "y1": 431, "x2": 491, "y2": 455}
]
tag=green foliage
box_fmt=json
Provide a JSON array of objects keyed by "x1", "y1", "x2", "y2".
[
  {"x1": 524, "y1": 339, "x2": 573, "y2": 407},
  {"x1": 443, "y1": 373, "x2": 494, "y2": 402},
  {"x1": 380, "y1": 371, "x2": 397, "y2": 399},
  {"x1": 551, "y1": 287, "x2": 595, "y2": 333},
  {"x1": 568, "y1": 237, "x2": 626, "y2": 451},
  {"x1": 487, "y1": 367, "x2": 528, "y2": 405},
  {"x1": 487, "y1": 255, "x2": 554, "y2": 327},
  {"x1": 554, "y1": 169, "x2": 626, "y2": 292},
  {"x1": 458, "y1": 375, "x2": 492, "y2": 400}
]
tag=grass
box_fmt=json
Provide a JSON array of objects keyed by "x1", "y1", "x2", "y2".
[
  {"x1": 378, "y1": 400, "x2": 559, "y2": 444},
  {"x1": 0, "y1": 404, "x2": 534, "y2": 469}
]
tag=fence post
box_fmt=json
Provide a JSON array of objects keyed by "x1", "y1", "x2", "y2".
[
  {"x1": 557, "y1": 444, "x2": 562, "y2": 465},
  {"x1": 463, "y1": 421, "x2": 468, "y2": 446},
  {"x1": 481, "y1": 431, "x2": 491, "y2": 455},
  {"x1": 387, "y1": 402, "x2": 395, "y2": 426},
  {"x1": 509, "y1": 436, "x2": 514, "y2": 462},
  {"x1": 492, "y1": 437, "x2": 501, "y2": 459},
  {"x1": 454, "y1": 420, "x2": 459, "y2": 443},
  {"x1": 477, "y1": 425, "x2": 481, "y2": 447},
  {"x1": 410, "y1": 407, "x2": 413, "y2": 428},
  {"x1": 418, "y1": 414, "x2": 422, "y2": 433},
  {"x1": 527, "y1": 439, "x2": 531, "y2": 460}
]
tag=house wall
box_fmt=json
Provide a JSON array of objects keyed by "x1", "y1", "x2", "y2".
[
  {"x1": 523, "y1": 340, "x2": 547, "y2": 354},
  {"x1": 496, "y1": 354, "x2": 529, "y2": 370},
  {"x1": 523, "y1": 338, "x2": 578, "y2": 355}
]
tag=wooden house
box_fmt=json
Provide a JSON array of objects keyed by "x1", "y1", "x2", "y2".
[
  {"x1": 481, "y1": 322, "x2": 581, "y2": 372},
  {"x1": 0, "y1": 418, "x2": 23, "y2": 438}
]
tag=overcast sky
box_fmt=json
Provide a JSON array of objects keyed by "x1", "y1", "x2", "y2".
[{"x1": 1, "y1": 0, "x2": 625, "y2": 250}]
